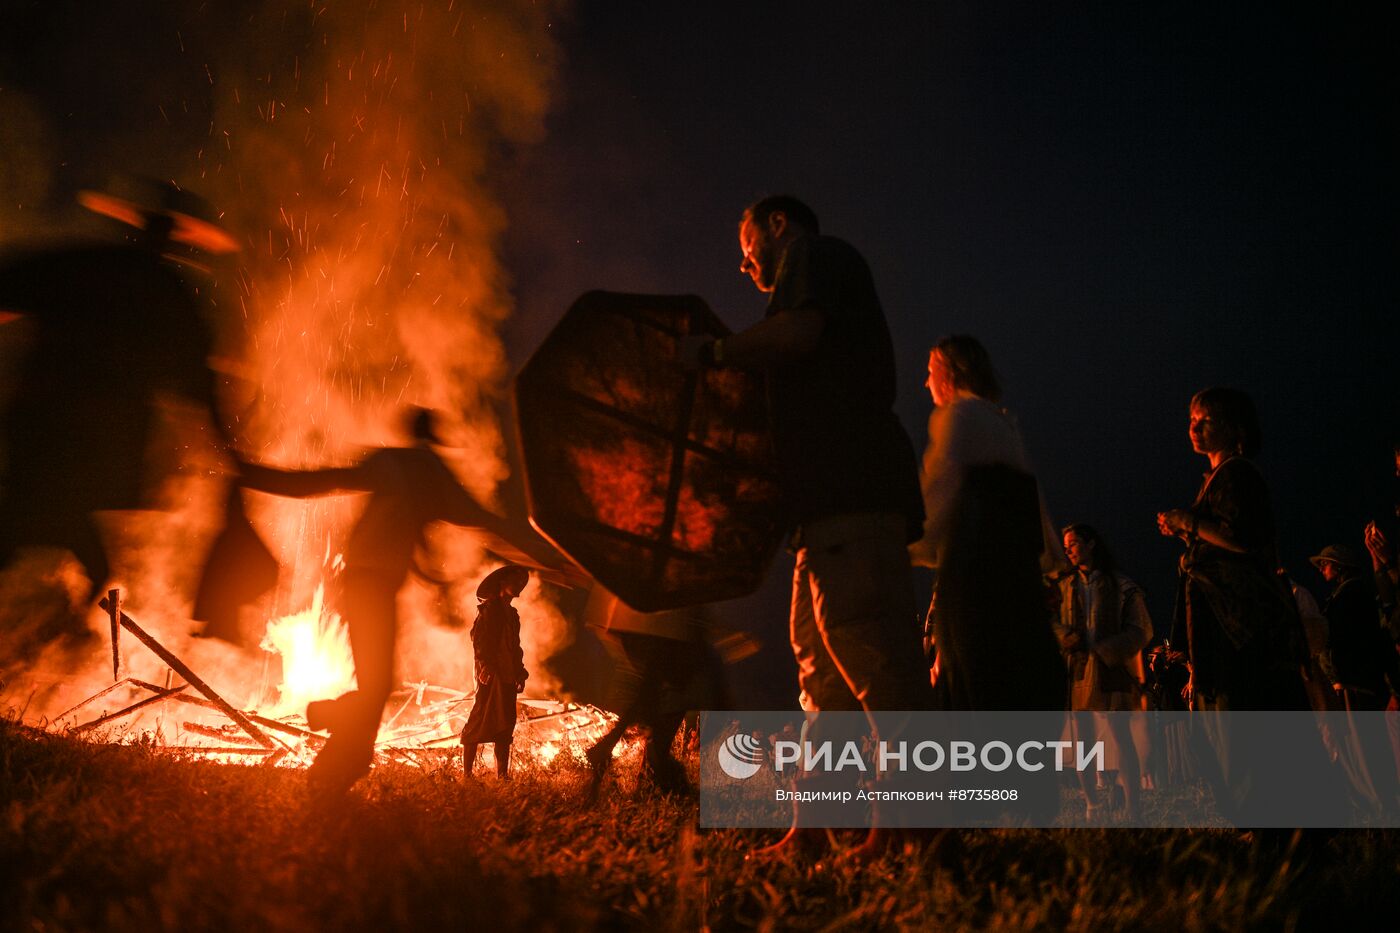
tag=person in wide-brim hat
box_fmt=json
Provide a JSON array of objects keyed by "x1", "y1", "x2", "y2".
[
  {"x1": 1309, "y1": 544, "x2": 1364, "y2": 572},
  {"x1": 462, "y1": 563, "x2": 531, "y2": 779},
  {"x1": 476, "y1": 563, "x2": 530, "y2": 601},
  {"x1": 78, "y1": 175, "x2": 239, "y2": 256}
]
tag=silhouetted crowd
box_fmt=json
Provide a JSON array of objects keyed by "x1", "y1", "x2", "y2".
[{"x1": 691, "y1": 195, "x2": 1399, "y2": 851}]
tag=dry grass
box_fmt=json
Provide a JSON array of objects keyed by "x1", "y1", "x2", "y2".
[{"x1": 3, "y1": 717, "x2": 1399, "y2": 932}]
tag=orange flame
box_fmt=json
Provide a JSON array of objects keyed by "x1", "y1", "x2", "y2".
[{"x1": 258, "y1": 584, "x2": 357, "y2": 717}]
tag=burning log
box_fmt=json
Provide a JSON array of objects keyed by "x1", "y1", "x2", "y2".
[
  {"x1": 417, "y1": 733, "x2": 471, "y2": 748},
  {"x1": 127, "y1": 677, "x2": 184, "y2": 694},
  {"x1": 176, "y1": 700, "x2": 325, "y2": 747},
  {"x1": 163, "y1": 746, "x2": 282, "y2": 757},
  {"x1": 373, "y1": 724, "x2": 455, "y2": 747},
  {"x1": 71, "y1": 683, "x2": 188, "y2": 734},
  {"x1": 98, "y1": 593, "x2": 277, "y2": 749},
  {"x1": 378, "y1": 748, "x2": 457, "y2": 768},
  {"x1": 240, "y1": 712, "x2": 326, "y2": 745},
  {"x1": 54, "y1": 677, "x2": 159, "y2": 724},
  {"x1": 108, "y1": 588, "x2": 121, "y2": 681},
  {"x1": 119, "y1": 682, "x2": 327, "y2": 747},
  {"x1": 379, "y1": 692, "x2": 420, "y2": 734},
  {"x1": 182, "y1": 721, "x2": 263, "y2": 744}
]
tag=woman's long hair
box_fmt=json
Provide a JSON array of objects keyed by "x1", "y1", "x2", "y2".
[
  {"x1": 1062, "y1": 522, "x2": 1119, "y2": 589},
  {"x1": 932, "y1": 334, "x2": 1002, "y2": 403}
]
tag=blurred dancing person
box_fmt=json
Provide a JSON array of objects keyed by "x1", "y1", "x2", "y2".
[
  {"x1": 0, "y1": 179, "x2": 240, "y2": 661},
  {"x1": 584, "y1": 597, "x2": 729, "y2": 799},
  {"x1": 910, "y1": 335, "x2": 1067, "y2": 828},
  {"x1": 241, "y1": 407, "x2": 575, "y2": 796},
  {"x1": 910, "y1": 335, "x2": 1067, "y2": 712}
]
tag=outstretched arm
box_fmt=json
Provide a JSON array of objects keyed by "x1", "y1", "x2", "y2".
[
  {"x1": 238, "y1": 462, "x2": 372, "y2": 499},
  {"x1": 438, "y1": 482, "x2": 589, "y2": 588}
]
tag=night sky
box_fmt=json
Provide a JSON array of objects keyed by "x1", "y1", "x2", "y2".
[
  {"x1": 497, "y1": 2, "x2": 1399, "y2": 702},
  {"x1": 2, "y1": 2, "x2": 1396, "y2": 706}
]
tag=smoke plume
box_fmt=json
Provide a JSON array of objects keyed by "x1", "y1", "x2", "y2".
[{"x1": 1, "y1": 0, "x2": 575, "y2": 720}]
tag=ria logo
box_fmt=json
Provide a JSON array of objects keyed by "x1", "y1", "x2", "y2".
[{"x1": 717, "y1": 733, "x2": 764, "y2": 780}]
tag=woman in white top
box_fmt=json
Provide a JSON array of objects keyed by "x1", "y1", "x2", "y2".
[{"x1": 910, "y1": 335, "x2": 1067, "y2": 712}]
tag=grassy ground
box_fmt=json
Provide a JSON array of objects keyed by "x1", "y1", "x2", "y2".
[{"x1": 4, "y1": 718, "x2": 1399, "y2": 932}]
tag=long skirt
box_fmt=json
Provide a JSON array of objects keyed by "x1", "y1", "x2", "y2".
[
  {"x1": 931, "y1": 464, "x2": 1066, "y2": 712},
  {"x1": 461, "y1": 675, "x2": 518, "y2": 746}
]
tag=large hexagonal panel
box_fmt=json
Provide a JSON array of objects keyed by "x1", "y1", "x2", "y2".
[{"x1": 514, "y1": 291, "x2": 782, "y2": 612}]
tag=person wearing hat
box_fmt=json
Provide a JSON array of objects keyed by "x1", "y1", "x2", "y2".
[
  {"x1": 459, "y1": 564, "x2": 530, "y2": 779},
  {"x1": 1311, "y1": 544, "x2": 1398, "y2": 710},
  {"x1": 0, "y1": 177, "x2": 241, "y2": 661},
  {"x1": 75, "y1": 177, "x2": 241, "y2": 267}
]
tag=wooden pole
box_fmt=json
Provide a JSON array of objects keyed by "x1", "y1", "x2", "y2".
[
  {"x1": 125, "y1": 683, "x2": 325, "y2": 747},
  {"x1": 72, "y1": 684, "x2": 188, "y2": 733},
  {"x1": 98, "y1": 594, "x2": 276, "y2": 749},
  {"x1": 108, "y1": 588, "x2": 121, "y2": 682},
  {"x1": 54, "y1": 677, "x2": 145, "y2": 723}
]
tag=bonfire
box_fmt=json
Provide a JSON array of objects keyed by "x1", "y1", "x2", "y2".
[{"x1": 51, "y1": 585, "x2": 620, "y2": 772}]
